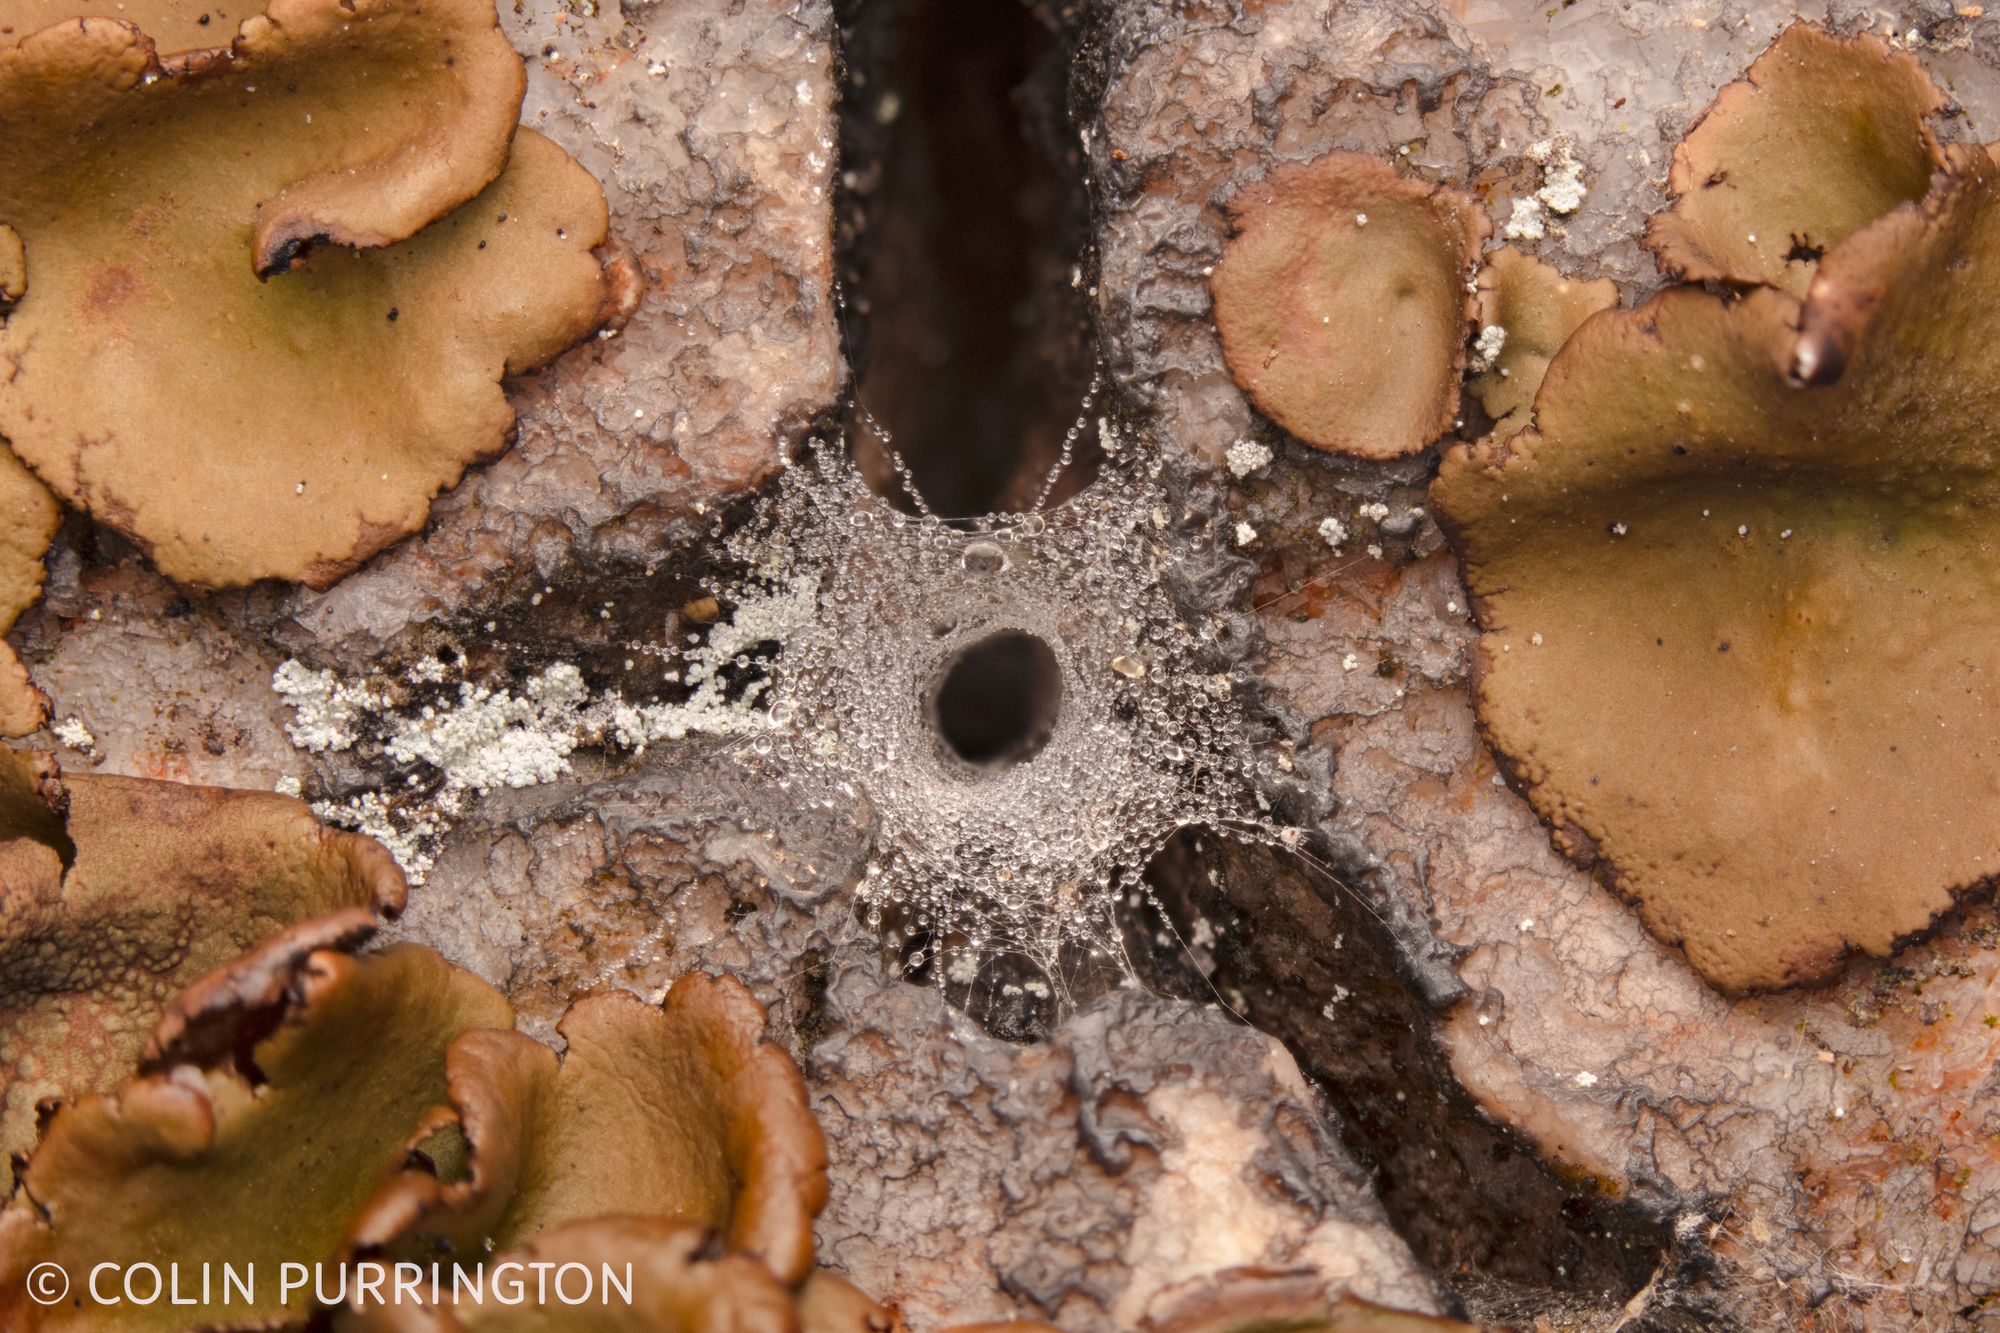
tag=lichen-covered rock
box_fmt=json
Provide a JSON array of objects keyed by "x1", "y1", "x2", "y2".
[
  {"x1": 0, "y1": 754, "x2": 406, "y2": 1182},
  {"x1": 0, "y1": 0, "x2": 612, "y2": 588},
  {"x1": 375, "y1": 759, "x2": 1445, "y2": 1331},
  {"x1": 21, "y1": 4, "x2": 2000, "y2": 1332},
  {"x1": 1210, "y1": 152, "x2": 1488, "y2": 458},
  {"x1": 16, "y1": 562, "x2": 307, "y2": 788},
  {"x1": 0, "y1": 944, "x2": 512, "y2": 1331},
  {"x1": 1094, "y1": 0, "x2": 1532, "y2": 470},
  {"x1": 1109, "y1": 1, "x2": 2000, "y2": 1327}
]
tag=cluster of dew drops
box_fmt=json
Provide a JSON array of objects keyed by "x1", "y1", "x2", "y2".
[{"x1": 703, "y1": 374, "x2": 1302, "y2": 999}]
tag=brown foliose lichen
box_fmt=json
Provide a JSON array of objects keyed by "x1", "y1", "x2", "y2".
[
  {"x1": 0, "y1": 863, "x2": 840, "y2": 1332},
  {"x1": 1643, "y1": 22, "x2": 1946, "y2": 297},
  {"x1": 0, "y1": 750, "x2": 406, "y2": 1183},
  {"x1": 1210, "y1": 151, "x2": 1489, "y2": 459},
  {"x1": 0, "y1": 0, "x2": 615, "y2": 589},
  {"x1": 0, "y1": 453, "x2": 59, "y2": 735},
  {"x1": 1464, "y1": 246, "x2": 1617, "y2": 442},
  {"x1": 1433, "y1": 23, "x2": 2000, "y2": 993},
  {"x1": 1, "y1": 1, "x2": 247, "y2": 54},
  {"x1": 356, "y1": 974, "x2": 829, "y2": 1288},
  {"x1": 0, "y1": 944, "x2": 513, "y2": 1331}
]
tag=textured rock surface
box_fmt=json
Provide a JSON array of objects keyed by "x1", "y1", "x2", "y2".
[
  {"x1": 812, "y1": 970, "x2": 1443, "y2": 1330},
  {"x1": 1087, "y1": 0, "x2": 2000, "y2": 1327},
  {"x1": 280, "y1": 0, "x2": 844, "y2": 651},
  {"x1": 11, "y1": 0, "x2": 2000, "y2": 1330},
  {"x1": 382, "y1": 755, "x2": 1446, "y2": 1330}
]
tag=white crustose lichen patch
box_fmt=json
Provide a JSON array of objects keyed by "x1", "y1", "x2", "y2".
[
  {"x1": 1503, "y1": 138, "x2": 1587, "y2": 241},
  {"x1": 1470, "y1": 323, "x2": 1507, "y2": 372},
  {"x1": 50, "y1": 716, "x2": 95, "y2": 754},
  {"x1": 1225, "y1": 438, "x2": 1273, "y2": 479},
  {"x1": 272, "y1": 583, "x2": 809, "y2": 882},
  {"x1": 383, "y1": 664, "x2": 591, "y2": 796},
  {"x1": 278, "y1": 426, "x2": 1289, "y2": 995},
  {"x1": 1529, "y1": 137, "x2": 1587, "y2": 216},
  {"x1": 272, "y1": 659, "x2": 378, "y2": 753}
]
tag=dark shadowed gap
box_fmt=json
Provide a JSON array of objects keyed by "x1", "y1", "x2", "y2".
[
  {"x1": 834, "y1": 0, "x2": 1098, "y2": 517},
  {"x1": 1138, "y1": 831, "x2": 1708, "y2": 1328},
  {"x1": 929, "y1": 630, "x2": 1063, "y2": 766}
]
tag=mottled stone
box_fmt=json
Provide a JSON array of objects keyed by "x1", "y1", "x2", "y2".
[
  {"x1": 19, "y1": 557, "x2": 299, "y2": 791},
  {"x1": 18, "y1": 1, "x2": 2000, "y2": 1328},
  {"x1": 1094, "y1": 0, "x2": 2000, "y2": 1327},
  {"x1": 382, "y1": 755, "x2": 1445, "y2": 1330},
  {"x1": 812, "y1": 974, "x2": 1445, "y2": 1331},
  {"x1": 283, "y1": 0, "x2": 844, "y2": 651}
]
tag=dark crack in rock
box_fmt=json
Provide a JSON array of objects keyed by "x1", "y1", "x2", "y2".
[
  {"x1": 1090, "y1": 0, "x2": 2000, "y2": 1328},
  {"x1": 384, "y1": 752, "x2": 1446, "y2": 1331},
  {"x1": 811, "y1": 965, "x2": 1447, "y2": 1330}
]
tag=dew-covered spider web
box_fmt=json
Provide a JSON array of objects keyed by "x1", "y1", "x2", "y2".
[
  {"x1": 709, "y1": 400, "x2": 1299, "y2": 999},
  {"x1": 275, "y1": 382, "x2": 1301, "y2": 1007}
]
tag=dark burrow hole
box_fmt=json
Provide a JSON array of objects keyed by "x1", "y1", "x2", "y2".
[
  {"x1": 1137, "y1": 831, "x2": 1712, "y2": 1330},
  {"x1": 828, "y1": 0, "x2": 1706, "y2": 1322},
  {"x1": 929, "y1": 630, "x2": 1062, "y2": 766},
  {"x1": 834, "y1": 0, "x2": 1099, "y2": 516}
]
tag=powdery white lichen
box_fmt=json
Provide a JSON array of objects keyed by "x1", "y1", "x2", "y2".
[
  {"x1": 1536, "y1": 158, "x2": 1587, "y2": 217},
  {"x1": 273, "y1": 659, "x2": 378, "y2": 752},
  {"x1": 1502, "y1": 196, "x2": 1547, "y2": 242},
  {"x1": 384, "y1": 664, "x2": 591, "y2": 795},
  {"x1": 1520, "y1": 137, "x2": 1584, "y2": 215},
  {"x1": 50, "y1": 717, "x2": 94, "y2": 754},
  {"x1": 1505, "y1": 138, "x2": 1587, "y2": 241},
  {"x1": 311, "y1": 790, "x2": 446, "y2": 883},
  {"x1": 1470, "y1": 323, "x2": 1508, "y2": 371},
  {"x1": 1224, "y1": 439, "x2": 1273, "y2": 479},
  {"x1": 271, "y1": 585, "x2": 809, "y2": 881}
]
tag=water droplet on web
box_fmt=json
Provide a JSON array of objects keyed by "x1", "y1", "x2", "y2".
[
  {"x1": 961, "y1": 540, "x2": 1008, "y2": 576},
  {"x1": 690, "y1": 412, "x2": 1281, "y2": 1010}
]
